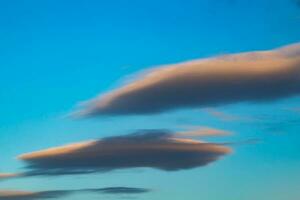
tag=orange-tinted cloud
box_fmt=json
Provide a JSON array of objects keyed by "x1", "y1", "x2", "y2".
[
  {"x1": 75, "y1": 43, "x2": 300, "y2": 116},
  {"x1": 176, "y1": 126, "x2": 232, "y2": 137},
  {"x1": 0, "y1": 173, "x2": 20, "y2": 179},
  {"x1": 203, "y1": 108, "x2": 257, "y2": 122},
  {"x1": 0, "y1": 190, "x2": 68, "y2": 200},
  {"x1": 16, "y1": 130, "x2": 231, "y2": 177}
]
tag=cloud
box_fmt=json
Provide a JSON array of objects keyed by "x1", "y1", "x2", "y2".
[
  {"x1": 0, "y1": 190, "x2": 69, "y2": 200},
  {"x1": 0, "y1": 173, "x2": 20, "y2": 179},
  {"x1": 86, "y1": 187, "x2": 150, "y2": 194},
  {"x1": 176, "y1": 126, "x2": 232, "y2": 137},
  {"x1": 203, "y1": 108, "x2": 242, "y2": 121},
  {"x1": 0, "y1": 187, "x2": 150, "y2": 200},
  {"x1": 12, "y1": 130, "x2": 231, "y2": 177},
  {"x1": 74, "y1": 43, "x2": 300, "y2": 116},
  {"x1": 203, "y1": 108, "x2": 256, "y2": 122}
]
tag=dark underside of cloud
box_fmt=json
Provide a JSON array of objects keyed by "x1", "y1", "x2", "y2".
[
  {"x1": 87, "y1": 187, "x2": 150, "y2": 194},
  {"x1": 15, "y1": 130, "x2": 231, "y2": 177},
  {"x1": 75, "y1": 43, "x2": 300, "y2": 116},
  {"x1": 0, "y1": 187, "x2": 150, "y2": 200}
]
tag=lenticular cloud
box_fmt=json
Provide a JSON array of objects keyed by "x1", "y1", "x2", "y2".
[
  {"x1": 76, "y1": 43, "x2": 300, "y2": 116},
  {"x1": 17, "y1": 130, "x2": 231, "y2": 176}
]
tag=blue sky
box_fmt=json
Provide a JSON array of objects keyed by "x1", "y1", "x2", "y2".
[{"x1": 0, "y1": 0, "x2": 300, "y2": 199}]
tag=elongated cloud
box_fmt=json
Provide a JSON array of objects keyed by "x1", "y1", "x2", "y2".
[
  {"x1": 0, "y1": 190, "x2": 69, "y2": 200},
  {"x1": 176, "y1": 127, "x2": 232, "y2": 137},
  {"x1": 14, "y1": 130, "x2": 231, "y2": 177},
  {"x1": 0, "y1": 173, "x2": 20, "y2": 179},
  {"x1": 76, "y1": 43, "x2": 300, "y2": 116},
  {"x1": 204, "y1": 108, "x2": 242, "y2": 121},
  {"x1": 0, "y1": 187, "x2": 150, "y2": 200}
]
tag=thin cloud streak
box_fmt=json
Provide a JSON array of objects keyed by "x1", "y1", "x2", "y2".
[
  {"x1": 0, "y1": 173, "x2": 20, "y2": 179},
  {"x1": 203, "y1": 108, "x2": 256, "y2": 122},
  {"x1": 0, "y1": 187, "x2": 151, "y2": 200},
  {"x1": 176, "y1": 126, "x2": 232, "y2": 137}
]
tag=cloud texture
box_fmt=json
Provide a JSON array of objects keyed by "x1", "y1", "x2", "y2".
[
  {"x1": 0, "y1": 190, "x2": 69, "y2": 200},
  {"x1": 0, "y1": 187, "x2": 150, "y2": 200},
  {"x1": 0, "y1": 173, "x2": 20, "y2": 179},
  {"x1": 15, "y1": 130, "x2": 231, "y2": 177},
  {"x1": 76, "y1": 43, "x2": 300, "y2": 116}
]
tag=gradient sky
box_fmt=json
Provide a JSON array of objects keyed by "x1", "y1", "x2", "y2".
[{"x1": 1, "y1": 0, "x2": 300, "y2": 199}]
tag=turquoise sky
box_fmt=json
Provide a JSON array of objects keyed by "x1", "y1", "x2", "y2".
[{"x1": 0, "y1": 0, "x2": 300, "y2": 199}]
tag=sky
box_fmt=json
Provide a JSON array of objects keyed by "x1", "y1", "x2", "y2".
[{"x1": 0, "y1": 0, "x2": 300, "y2": 199}]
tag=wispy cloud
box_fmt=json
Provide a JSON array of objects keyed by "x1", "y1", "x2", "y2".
[
  {"x1": 0, "y1": 190, "x2": 69, "y2": 200},
  {"x1": 203, "y1": 108, "x2": 242, "y2": 121},
  {"x1": 176, "y1": 126, "x2": 232, "y2": 137},
  {"x1": 0, "y1": 187, "x2": 150, "y2": 200},
  {"x1": 0, "y1": 173, "x2": 20, "y2": 179},
  {"x1": 74, "y1": 43, "x2": 300, "y2": 116}
]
